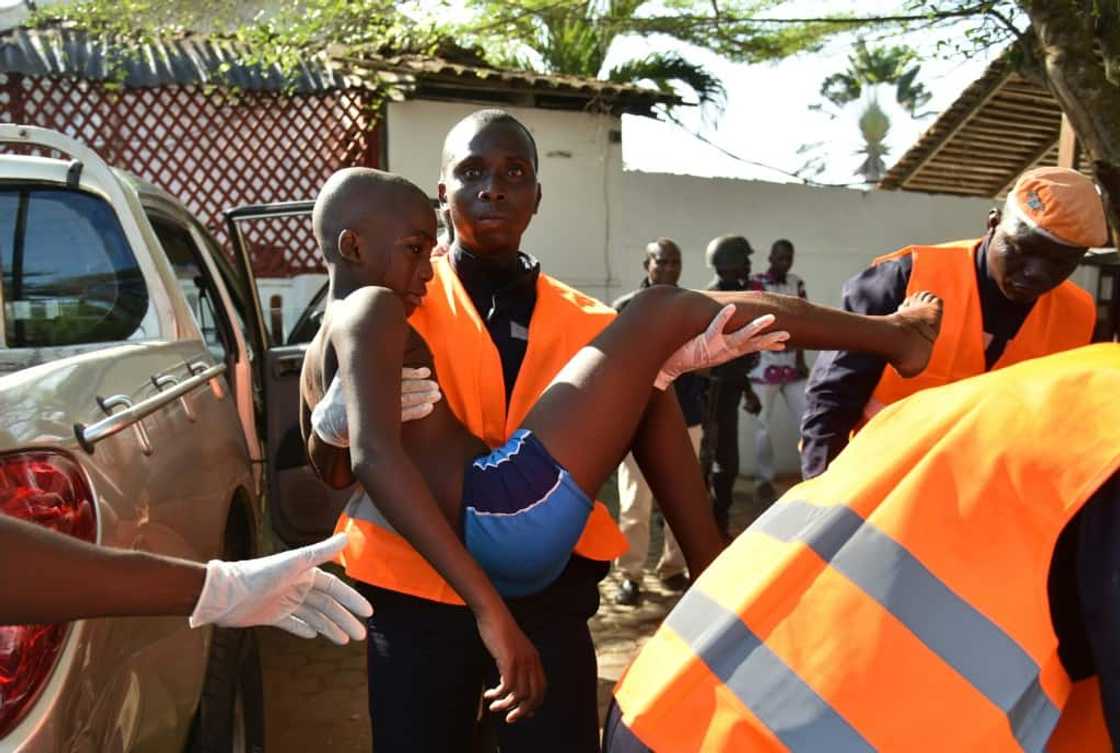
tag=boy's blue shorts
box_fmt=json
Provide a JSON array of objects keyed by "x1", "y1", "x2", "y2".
[{"x1": 462, "y1": 429, "x2": 593, "y2": 597}]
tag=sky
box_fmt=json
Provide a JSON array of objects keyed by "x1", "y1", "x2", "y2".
[
  {"x1": 614, "y1": 34, "x2": 997, "y2": 186},
  {"x1": 603, "y1": 2, "x2": 1002, "y2": 186}
]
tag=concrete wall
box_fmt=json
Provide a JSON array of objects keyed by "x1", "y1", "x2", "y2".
[
  {"x1": 608, "y1": 171, "x2": 996, "y2": 478},
  {"x1": 384, "y1": 99, "x2": 1046, "y2": 479}
]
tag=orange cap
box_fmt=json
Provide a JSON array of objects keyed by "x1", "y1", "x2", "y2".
[{"x1": 1007, "y1": 166, "x2": 1108, "y2": 248}]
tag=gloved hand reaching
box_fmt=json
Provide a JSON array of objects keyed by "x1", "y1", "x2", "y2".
[
  {"x1": 312, "y1": 367, "x2": 442, "y2": 447},
  {"x1": 655, "y1": 306, "x2": 789, "y2": 390},
  {"x1": 189, "y1": 533, "x2": 373, "y2": 645}
]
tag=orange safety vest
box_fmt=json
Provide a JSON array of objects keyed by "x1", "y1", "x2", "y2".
[
  {"x1": 335, "y1": 254, "x2": 627, "y2": 604},
  {"x1": 614, "y1": 344, "x2": 1120, "y2": 752},
  {"x1": 861, "y1": 239, "x2": 1094, "y2": 424}
]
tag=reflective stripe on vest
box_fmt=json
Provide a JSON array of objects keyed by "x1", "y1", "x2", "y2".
[
  {"x1": 336, "y1": 255, "x2": 627, "y2": 604},
  {"x1": 861, "y1": 240, "x2": 1094, "y2": 424},
  {"x1": 615, "y1": 345, "x2": 1120, "y2": 752}
]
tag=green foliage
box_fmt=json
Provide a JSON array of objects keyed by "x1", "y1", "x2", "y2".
[
  {"x1": 457, "y1": 0, "x2": 861, "y2": 109},
  {"x1": 608, "y1": 52, "x2": 726, "y2": 109},
  {"x1": 28, "y1": 0, "x2": 445, "y2": 90},
  {"x1": 819, "y1": 39, "x2": 931, "y2": 117}
]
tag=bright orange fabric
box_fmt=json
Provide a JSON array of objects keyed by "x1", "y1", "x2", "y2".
[
  {"x1": 337, "y1": 255, "x2": 626, "y2": 604},
  {"x1": 1048, "y1": 678, "x2": 1114, "y2": 753},
  {"x1": 615, "y1": 345, "x2": 1120, "y2": 752},
  {"x1": 862, "y1": 239, "x2": 1094, "y2": 423}
]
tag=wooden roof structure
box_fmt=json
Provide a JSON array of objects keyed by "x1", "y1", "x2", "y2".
[
  {"x1": 327, "y1": 44, "x2": 680, "y2": 117},
  {"x1": 879, "y1": 54, "x2": 1086, "y2": 197}
]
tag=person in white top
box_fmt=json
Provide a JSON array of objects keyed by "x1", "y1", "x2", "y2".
[{"x1": 748, "y1": 240, "x2": 809, "y2": 504}]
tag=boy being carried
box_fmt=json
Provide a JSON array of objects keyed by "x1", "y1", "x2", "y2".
[{"x1": 298, "y1": 167, "x2": 943, "y2": 725}]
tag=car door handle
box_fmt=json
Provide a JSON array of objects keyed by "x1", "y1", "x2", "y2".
[
  {"x1": 151, "y1": 374, "x2": 196, "y2": 421},
  {"x1": 272, "y1": 354, "x2": 304, "y2": 378},
  {"x1": 96, "y1": 395, "x2": 153, "y2": 456},
  {"x1": 76, "y1": 364, "x2": 227, "y2": 454},
  {"x1": 189, "y1": 361, "x2": 226, "y2": 399}
]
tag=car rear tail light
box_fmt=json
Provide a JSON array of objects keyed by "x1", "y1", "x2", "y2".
[{"x1": 0, "y1": 452, "x2": 95, "y2": 739}]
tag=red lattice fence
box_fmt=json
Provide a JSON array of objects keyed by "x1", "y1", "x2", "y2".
[{"x1": 0, "y1": 72, "x2": 381, "y2": 277}]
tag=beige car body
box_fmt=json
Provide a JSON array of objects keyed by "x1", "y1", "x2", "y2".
[{"x1": 0, "y1": 126, "x2": 264, "y2": 752}]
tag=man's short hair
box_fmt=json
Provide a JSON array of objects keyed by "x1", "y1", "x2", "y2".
[{"x1": 440, "y1": 109, "x2": 540, "y2": 175}]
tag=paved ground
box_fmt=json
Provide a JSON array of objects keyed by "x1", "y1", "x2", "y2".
[{"x1": 259, "y1": 475, "x2": 794, "y2": 752}]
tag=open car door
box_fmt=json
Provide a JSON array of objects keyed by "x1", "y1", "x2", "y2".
[{"x1": 224, "y1": 201, "x2": 349, "y2": 546}]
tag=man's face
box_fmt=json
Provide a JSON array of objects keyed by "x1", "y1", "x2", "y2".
[
  {"x1": 438, "y1": 121, "x2": 541, "y2": 258},
  {"x1": 356, "y1": 194, "x2": 437, "y2": 314},
  {"x1": 986, "y1": 215, "x2": 1086, "y2": 304},
  {"x1": 769, "y1": 245, "x2": 794, "y2": 279},
  {"x1": 646, "y1": 243, "x2": 682, "y2": 285}
]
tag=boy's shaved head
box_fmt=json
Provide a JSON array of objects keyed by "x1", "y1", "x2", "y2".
[
  {"x1": 313, "y1": 167, "x2": 430, "y2": 261},
  {"x1": 440, "y1": 109, "x2": 539, "y2": 176}
]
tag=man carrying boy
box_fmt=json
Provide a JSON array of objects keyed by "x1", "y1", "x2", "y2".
[
  {"x1": 611, "y1": 238, "x2": 704, "y2": 606},
  {"x1": 340, "y1": 110, "x2": 726, "y2": 752},
  {"x1": 748, "y1": 239, "x2": 809, "y2": 504}
]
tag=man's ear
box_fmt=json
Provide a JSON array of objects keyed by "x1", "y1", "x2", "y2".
[
  {"x1": 534, "y1": 184, "x2": 542, "y2": 215},
  {"x1": 337, "y1": 229, "x2": 361, "y2": 263},
  {"x1": 987, "y1": 208, "x2": 1002, "y2": 232},
  {"x1": 437, "y1": 182, "x2": 448, "y2": 206}
]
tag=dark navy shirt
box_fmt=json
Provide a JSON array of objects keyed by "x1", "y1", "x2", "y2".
[
  {"x1": 706, "y1": 275, "x2": 763, "y2": 385},
  {"x1": 451, "y1": 246, "x2": 540, "y2": 404},
  {"x1": 1051, "y1": 471, "x2": 1120, "y2": 743},
  {"x1": 613, "y1": 282, "x2": 706, "y2": 427},
  {"x1": 800, "y1": 238, "x2": 1035, "y2": 480}
]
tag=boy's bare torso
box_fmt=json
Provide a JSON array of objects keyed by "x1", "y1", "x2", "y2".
[{"x1": 299, "y1": 300, "x2": 487, "y2": 523}]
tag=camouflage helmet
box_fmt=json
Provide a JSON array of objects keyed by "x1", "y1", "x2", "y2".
[{"x1": 705, "y1": 235, "x2": 753, "y2": 269}]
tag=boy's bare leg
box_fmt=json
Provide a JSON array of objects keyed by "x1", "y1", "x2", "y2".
[{"x1": 521, "y1": 286, "x2": 941, "y2": 504}]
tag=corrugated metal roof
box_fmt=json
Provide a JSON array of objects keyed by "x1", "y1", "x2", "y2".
[
  {"x1": 879, "y1": 52, "x2": 1085, "y2": 197},
  {"x1": 0, "y1": 26, "x2": 678, "y2": 116},
  {"x1": 0, "y1": 26, "x2": 355, "y2": 92}
]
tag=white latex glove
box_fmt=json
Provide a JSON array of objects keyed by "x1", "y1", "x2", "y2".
[
  {"x1": 655, "y1": 305, "x2": 790, "y2": 390},
  {"x1": 189, "y1": 533, "x2": 373, "y2": 645},
  {"x1": 311, "y1": 367, "x2": 442, "y2": 448},
  {"x1": 401, "y1": 367, "x2": 442, "y2": 422}
]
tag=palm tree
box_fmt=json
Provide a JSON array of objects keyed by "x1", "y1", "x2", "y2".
[
  {"x1": 467, "y1": 0, "x2": 725, "y2": 110},
  {"x1": 856, "y1": 94, "x2": 891, "y2": 183},
  {"x1": 817, "y1": 39, "x2": 933, "y2": 182}
]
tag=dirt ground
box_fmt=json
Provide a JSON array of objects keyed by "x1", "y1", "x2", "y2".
[{"x1": 258, "y1": 475, "x2": 793, "y2": 752}]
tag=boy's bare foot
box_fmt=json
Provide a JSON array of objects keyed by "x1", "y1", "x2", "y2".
[{"x1": 891, "y1": 291, "x2": 943, "y2": 377}]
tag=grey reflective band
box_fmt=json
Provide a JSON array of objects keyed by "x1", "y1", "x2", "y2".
[
  {"x1": 666, "y1": 588, "x2": 876, "y2": 753},
  {"x1": 755, "y1": 500, "x2": 1061, "y2": 753},
  {"x1": 343, "y1": 491, "x2": 399, "y2": 534}
]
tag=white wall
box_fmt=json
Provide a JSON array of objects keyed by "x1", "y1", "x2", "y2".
[
  {"x1": 609, "y1": 170, "x2": 997, "y2": 477},
  {"x1": 385, "y1": 99, "x2": 1057, "y2": 479}
]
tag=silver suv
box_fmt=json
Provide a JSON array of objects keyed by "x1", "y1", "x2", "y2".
[{"x1": 0, "y1": 125, "x2": 345, "y2": 752}]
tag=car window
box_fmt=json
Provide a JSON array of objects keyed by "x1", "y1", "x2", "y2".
[
  {"x1": 0, "y1": 188, "x2": 156, "y2": 348},
  {"x1": 193, "y1": 225, "x2": 253, "y2": 349},
  {"x1": 148, "y1": 215, "x2": 230, "y2": 361},
  {"x1": 285, "y1": 282, "x2": 326, "y2": 345}
]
